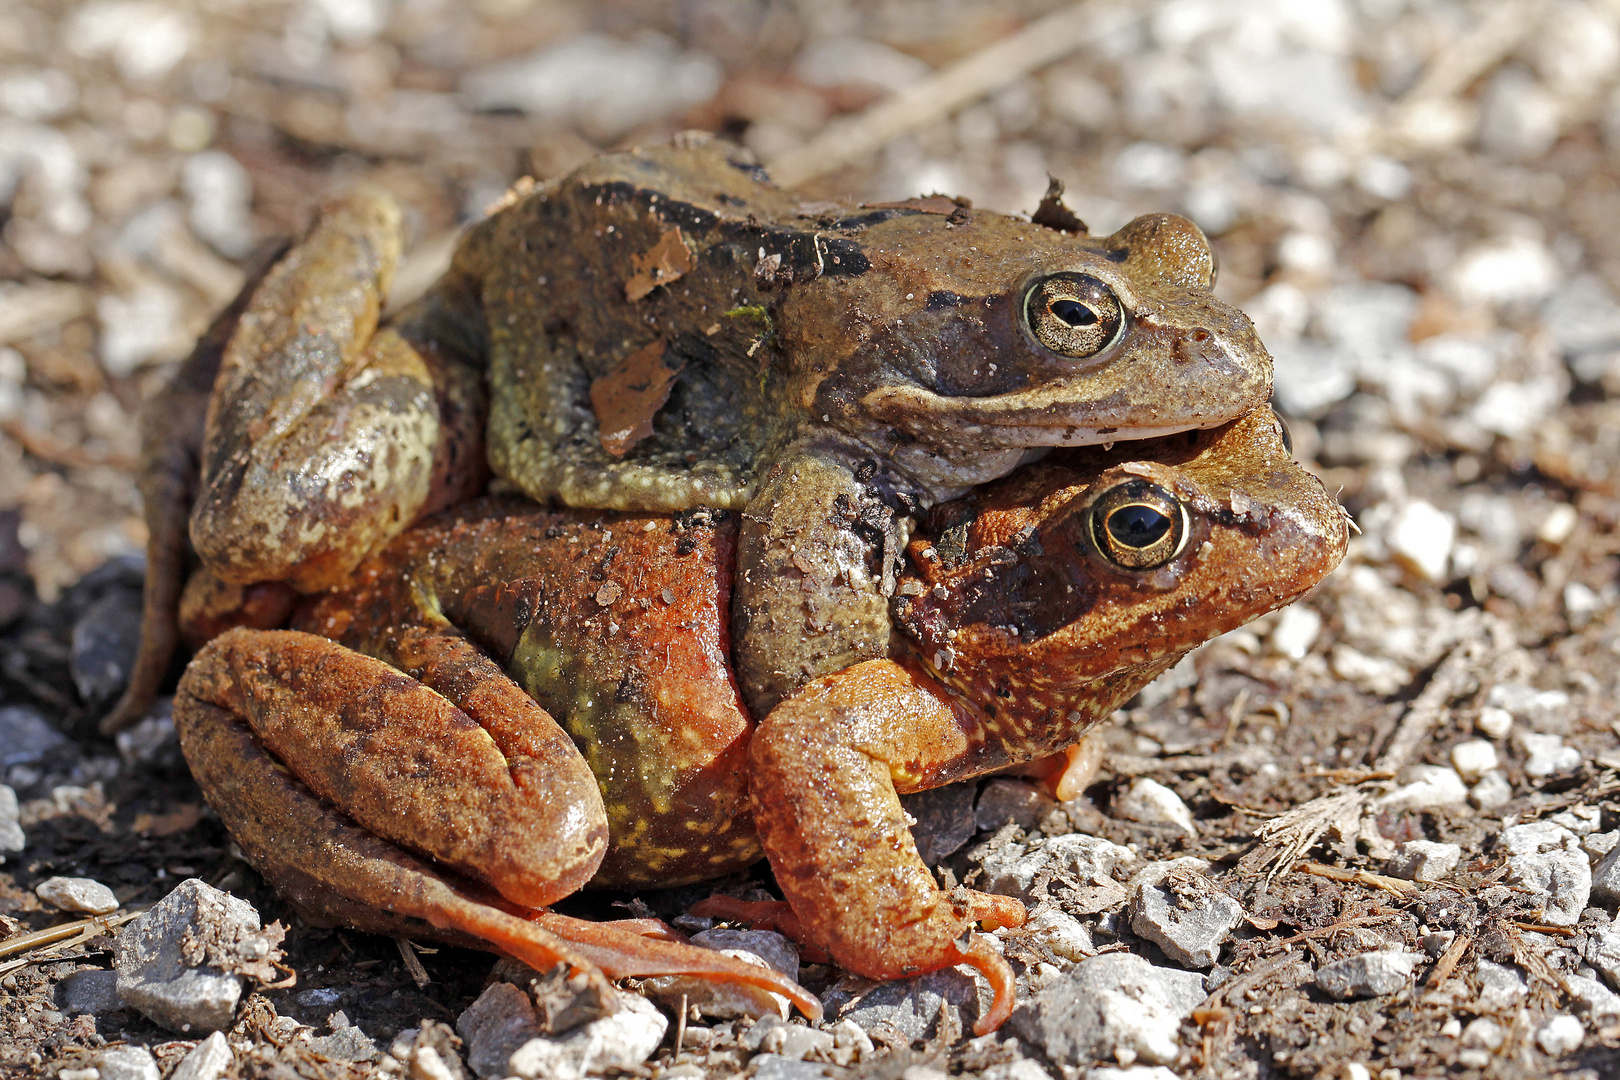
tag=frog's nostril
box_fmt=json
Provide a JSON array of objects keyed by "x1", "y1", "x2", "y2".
[{"x1": 1050, "y1": 299, "x2": 1096, "y2": 327}]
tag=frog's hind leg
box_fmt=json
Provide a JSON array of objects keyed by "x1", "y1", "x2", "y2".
[{"x1": 175, "y1": 628, "x2": 821, "y2": 1021}]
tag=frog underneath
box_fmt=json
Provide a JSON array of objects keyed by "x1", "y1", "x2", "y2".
[{"x1": 172, "y1": 407, "x2": 1345, "y2": 1034}]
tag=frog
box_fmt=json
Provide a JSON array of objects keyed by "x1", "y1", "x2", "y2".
[
  {"x1": 170, "y1": 405, "x2": 1346, "y2": 1035},
  {"x1": 107, "y1": 132, "x2": 1274, "y2": 735}
]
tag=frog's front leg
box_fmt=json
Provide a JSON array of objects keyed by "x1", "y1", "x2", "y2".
[
  {"x1": 732, "y1": 450, "x2": 901, "y2": 715},
  {"x1": 725, "y1": 658, "x2": 1028, "y2": 1036},
  {"x1": 189, "y1": 188, "x2": 486, "y2": 595},
  {"x1": 175, "y1": 627, "x2": 822, "y2": 1020}
]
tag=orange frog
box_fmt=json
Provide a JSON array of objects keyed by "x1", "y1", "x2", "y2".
[{"x1": 172, "y1": 407, "x2": 1345, "y2": 1034}]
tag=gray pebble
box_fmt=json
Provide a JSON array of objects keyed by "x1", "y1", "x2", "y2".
[
  {"x1": 1314, "y1": 950, "x2": 1420, "y2": 999},
  {"x1": 1010, "y1": 952, "x2": 1205, "y2": 1066},
  {"x1": 96, "y1": 1045, "x2": 159, "y2": 1080},
  {"x1": 307, "y1": 1025, "x2": 380, "y2": 1062},
  {"x1": 0, "y1": 783, "x2": 23, "y2": 859},
  {"x1": 169, "y1": 1032, "x2": 233, "y2": 1080},
  {"x1": 113, "y1": 878, "x2": 265, "y2": 1033},
  {"x1": 749, "y1": 1054, "x2": 846, "y2": 1080},
  {"x1": 1384, "y1": 840, "x2": 1461, "y2": 883},
  {"x1": 900, "y1": 782, "x2": 977, "y2": 865},
  {"x1": 975, "y1": 779, "x2": 1054, "y2": 832},
  {"x1": 976, "y1": 832, "x2": 1134, "y2": 911},
  {"x1": 823, "y1": 966, "x2": 985, "y2": 1041},
  {"x1": 57, "y1": 969, "x2": 122, "y2": 1015},
  {"x1": 1128, "y1": 874, "x2": 1244, "y2": 969},
  {"x1": 70, "y1": 588, "x2": 144, "y2": 707},
  {"x1": 1592, "y1": 845, "x2": 1620, "y2": 909},
  {"x1": 1502, "y1": 822, "x2": 1590, "y2": 926},
  {"x1": 0, "y1": 705, "x2": 70, "y2": 768},
  {"x1": 37, "y1": 875, "x2": 119, "y2": 914}
]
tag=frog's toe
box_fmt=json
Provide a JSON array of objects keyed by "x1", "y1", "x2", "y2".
[
  {"x1": 531, "y1": 911, "x2": 823, "y2": 1023},
  {"x1": 942, "y1": 931, "x2": 1018, "y2": 1037}
]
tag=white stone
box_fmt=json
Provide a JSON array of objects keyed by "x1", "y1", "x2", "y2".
[
  {"x1": 503, "y1": 994, "x2": 666, "y2": 1080},
  {"x1": 1329, "y1": 644, "x2": 1408, "y2": 696},
  {"x1": 1449, "y1": 234, "x2": 1561, "y2": 307},
  {"x1": 1385, "y1": 499, "x2": 1456, "y2": 583},
  {"x1": 97, "y1": 1046, "x2": 159, "y2": 1080},
  {"x1": 1377, "y1": 766, "x2": 1468, "y2": 811},
  {"x1": 1469, "y1": 377, "x2": 1568, "y2": 440},
  {"x1": 1270, "y1": 604, "x2": 1322, "y2": 659},
  {"x1": 1536, "y1": 1014, "x2": 1585, "y2": 1055},
  {"x1": 977, "y1": 832, "x2": 1135, "y2": 911},
  {"x1": 1515, "y1": 731, "x2": 1584, "y2": 777},
  {"x1": 37, "y1": 876, "x2": 119, "y2": 915},
  {"x1": 1591, "y1": 845, "x2": 1620, "y2": 907},
  {"x1": 97, "y1": 278, "x2": 188, "y2": 376},
  {"x1": 1477, "y1": 64, "x2": 1562, "y2": 160},
  {"x1": 1115, "y1": 777, "x2": 1195, "y2": 835},
  {"x1": 1565, "y1": 973, "x2": 1620, "y2": 1017},
  {"x1": 795, "y1": 36, "x2": 928, "y2": 93},
  {"x1": 1475, "y1": 960, "x2": 1527, "y2": 1012},
  {"x1": 1470, "y1": 770, "x2": 1514, "y2": 809},
  {"x1": 169, "y1": 1032, "x2": 232, "y2": 1080},
  {"x1": 1463, "y1": 1016, "x2": 1505, "y2": 1049},
  {"x1": 1315, "y1": 950, "x2": 1421, "y2": 999},
  {"x1": 182, "y1": 152, "x2": 254, "y2": 258},
  {"x1": 1010, "y1": 953, "x2": 1205, "y2": 1067},
  {"x1": 0, "y1": 783, "x2": 23, "y2": 859},
  {"x1": 0, "y1": 69, "x2": 77, "y2": 122},
  {"x1": 65, "y1": 2, "x2": 195, "y2": 83},
  {"x1": 1477, "y1": 706, "x2": 1513, "y2": 739},
  {"x1": 1450, "y1": 740, "x2": 1499, "y2": 782},
  {"x1": 1022, "y1": 908, "x2": 1095, "y2": 965},
  {"x1": 1385, "y1": 841, "x2": 1461, "y2": 883},
  {"x1": 461, "y1": 33, "x2": 722, "y2": 140},
  {"x1": 1503, "y1": 822, "x2": 1591, "y2": 926}
]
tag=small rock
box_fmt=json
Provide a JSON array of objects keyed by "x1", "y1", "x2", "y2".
[
  {"x1": 115, "y1": 702, "x2": 183, "y2": 772},
  {"x1": 1022, "y1": 908, "x2": 1095, "y2": 965},
  {"x1": 1314, "y1": 950, "x2": 1420, "y2": 999},
  {"x1": 1470, "y1": 770, "x2": 1513, "y2": 809},
  {"x1": 388, "y1": 1022, "x2": 468, "y2": 1080},
  {"x1": 1502, "y1": 821, "x2": 1591, "y2": 926},
  {"x1": 170, "y1": 1031, "x2": 233, "y2": 1080},
  {"x1": 1128, "y1": 873, "x2": 1243, "y2": 969},
  {"x1": 503, "y1": 993, "x2": 667, "y2": 1080},
  {"x1": 1463, "y1": 1016, "x2": 1506, "y2": 1048},
  {"x1": 308, "y1": 1025, "x2": 381, "y2": 1062},
  {"x1": 70, "y1": 587, "x2": 144, "y2": 707},
  {"x1": 975, "y1": 779, "x2": 1055, "y2": 832},
  {"x1": 181, "y1": 151, "x2": 254, "y2": 258},
  {"x1": 1584, "y1": 830, "x2": 1619, "y2": 860},
  {"x1": 1490, "y1": 684, "x2": 1573, "y2": 733},
  {"x1": 1385, "y1": 499, "x2": 1455, "y2": 582},
  {"x1": 1450, "y1": 739, "x2": 1498, "y2": 782},
  {"x1": 1377, "y1": 765, "x2": 1468, "y2": 810},
  {"x1": 981, "y1": 1062, "x2": 1058, "y2": 1080},
  {"x1": 749, "y1": 1055, "x2": 844, "y2": 1080},
  {"x1": 1329, "y1": 643, "x2": 1409, "y2": 696},
  {"x1": 114, "y1": 878, "x2": 281, "y2": 1033},
  {"x1": 690, "y1": 928, "x2": 798, "y2": 983},
  {"x1": 1010, "y1": 952, "x2": 1205, "y2": 1066},
  {"x1": 1477, "y1": 705, "x2": 1514, "y2": 739},
  {"x1": 96, "y1": 1046, "x2": 159, "y2": 1080},
  {"x1": 976, "y1": 832, "x2": 1134, "y2": 911},
  {"x1": 1564, "y1": 973, "x2": 1620, "y2": 1017},
  {"x1": 1089, "y1": 1069, "x2": 1181, "y2": 1080},
  {"x1": 0, "y1": 705, "x2": 72, "y2": 767},
  {"x1": 1385, "y1": 841, "x2": 1461, "y2": 883},
  {"x1": 901, "y1": 782, "x2": 977, "y2": 865},
  {"x1": 752, "y1": 1019, "x2": 834, "y2": 1061},
  {"x1": 58, "y1": 969, "x2": 122, "y2": 1015},
  {"x1": 1269, "y1": 604, "x2": 1322, "y2": 659},
  {"x1": 458, "y1": 982, "x2": 542, "y2": 1078},
  {"x1": 824, "y1": 966, "x2": 986, "y2": 1041},
  {"x1": 37, "y1": 875, "x2": 119, "y2": 915},
  {"x1": 1591, "y1": 846, "x2": 1620, "y2": 908},
  {"x1": 0, "y1": 783, "x2": 23, "y2": 859},
  {"x1": 1550, "y1": 805, "x2": 1603, "y2": 836},
  {"x1": 1536, "y1": 1013, "x2": 1585, "y2": 1055},
  {"x1": 1516, "y1": 731, "x2": 1584, "y2": 778},
  {"x1": 1114, "y1": 777, "x2": 1195, "y2": 835},
  {"x1": 1584, "y1": 923, "x2": 1620, "y2": 987}
]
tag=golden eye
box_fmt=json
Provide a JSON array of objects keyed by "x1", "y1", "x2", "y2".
[
  {"x1": 1088, "y1": 480, "x2": 1188, "y2": 571},
  {"x1": 1023, "y1": 273, "x2": 1126, "y2": 358}
]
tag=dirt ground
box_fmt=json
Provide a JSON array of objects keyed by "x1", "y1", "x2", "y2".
[{"x1": 5, "y1": 0, "x2": 1620, "y2": 1077}]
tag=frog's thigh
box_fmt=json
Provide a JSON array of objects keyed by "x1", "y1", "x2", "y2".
[
  {"x1": 176, "y1": 627, "x2": 608, "y2": 909},
  {"x1": 191, "y1": 325, "x2": 442, "y2": 593},
  {"x1": 748, "y1": 658, "x2": 1025, "y2": 1035}
]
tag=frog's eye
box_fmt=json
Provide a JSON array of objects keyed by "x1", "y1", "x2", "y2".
[
  {"x1": 1023, "y1": 273, "x2": 1126, "y2": 359},
  {"x1": 1088, "y1": 480, "x2": 1188, "y2": 571}
]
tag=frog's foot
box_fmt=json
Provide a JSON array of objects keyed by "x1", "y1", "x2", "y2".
[
  {"x1": 528, "y1": 912, "x2": 822, "y2": 1022},
  {"x1": 750, "y1": 659, "x2": 1033, "y2": 1037}
]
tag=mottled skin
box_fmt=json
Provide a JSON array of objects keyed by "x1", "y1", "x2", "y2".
[
  {"x1": 114, "y1": 134, "x2": 1275, "y2": 733},
  {"x1": 172, "y1": 407, "x2": 1346, "y2": 1034}
]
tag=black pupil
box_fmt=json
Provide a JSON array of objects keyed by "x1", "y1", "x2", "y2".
[
  {"x1": 1107, "y1": 504, "x2": 1171, "y2": 548},
  {"x1": 1049, "y1": 298, "x2": 1096, "y2": 327}
]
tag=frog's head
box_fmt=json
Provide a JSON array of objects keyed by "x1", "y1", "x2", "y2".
[
  {"x1": 891, "y1": 407, "x2": 1345, "y2": 749},
  {"x1": 786, "y1": 208, "x2": 1272, "y2": 497}
]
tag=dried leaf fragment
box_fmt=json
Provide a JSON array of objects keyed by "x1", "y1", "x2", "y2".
[
  {"x1": 625, "y1": 227, "x2": 695, "y2": 301},
  {"x1": 590, "y1": 337, "x2": 683, "y2": 457}
]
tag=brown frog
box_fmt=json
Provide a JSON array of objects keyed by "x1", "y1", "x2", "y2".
[
  {"x1": 112, "y1": 133, "x2": 1274, "y2": 733},
  {"x1": 172, "y1": 407, "x2": 1346, "y2": 1034}
]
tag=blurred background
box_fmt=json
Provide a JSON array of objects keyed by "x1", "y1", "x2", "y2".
[{"x1": 0, "y1": 0, "x2": 1616, "y2": 701}]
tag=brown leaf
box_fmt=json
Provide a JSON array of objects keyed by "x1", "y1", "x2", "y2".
[
  {"x1": 132, "y1": 804, "x2": 204, "y2": 837},
  {"x1": 590, "y1": 338, "x2": 683, "y2": 458},
  {"x1": 1031, "y1": 176, "x2": 1087, "y2": 234},
  {"x1": 624, "y1": 227, "x2": 695, "y2": 301}
]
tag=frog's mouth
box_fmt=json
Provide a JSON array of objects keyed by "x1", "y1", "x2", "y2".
[{"x1": 860, "y1": 380, "x2": 1267, "y2": 450}]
